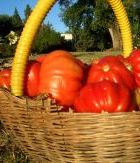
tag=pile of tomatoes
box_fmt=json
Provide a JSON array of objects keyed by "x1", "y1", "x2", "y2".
[{"x1": 1, "y1": 49, "x2": 140, "y2": 113}]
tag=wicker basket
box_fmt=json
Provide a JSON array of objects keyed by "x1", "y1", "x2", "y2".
[{"x1": 0, "y1": 0, "x2": 140, "y2": 162}]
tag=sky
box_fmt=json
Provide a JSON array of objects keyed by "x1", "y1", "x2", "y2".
[{"x1": 0, "y1": 0, "x2": 68, "y2": 33}]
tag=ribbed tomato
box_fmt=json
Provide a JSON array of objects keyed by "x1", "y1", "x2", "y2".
[
  {"x1": 39, "y1": 50, "x2": 84, "y2": 106},
  {"x1": 87, "y1": 57, "x2": 135, "y2": 91},
  {"x1": 24, "y1": 61, "x2": 41, "y2": 97},
  {"x1": 129, "y1": 49, "x2": 140, "y2": 87},
  {"x1": 74, "y1": 80, "x2": 132, "y2": 113}
]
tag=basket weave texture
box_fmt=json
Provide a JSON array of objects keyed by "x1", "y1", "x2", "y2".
[
  {"x1": 0, "y1": 0, "x2": 138, "y2": 161},
  {"x1": 1, "y1": 88, "x2": 140, "y2": 162}
]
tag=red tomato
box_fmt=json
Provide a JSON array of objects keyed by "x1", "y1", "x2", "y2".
[
  {"x1": 87, "y1": 57, "x2": 136, "y2": 91},
  {"x1": 0, "y1": 77, "x2": 10, "y2": 89},
  {"x1": 39, "y1": 50, "x2": 84, "y2": 106},
  {"x1": 99, "y1": 55, "x2": 125, "y2": 63},
  {"x1": 129, "y1": 49, "x2": 140, "y2": 87},
  {"x1": 99, "y1": 55, "x2": 122, "y2": 63},
  {"x1": 129, "y1": 50, "x2": 140, "y2": 68},
  {"x1": 74, "y1": 80, "x2": 132, "y2": 113},
  {"x1": 37, "y1": 50, "x2": 85, "y2": 70},
  {"x1": 117, "y1": 55, "x2": 131, "y2": 65},
  {"x1": 0, "y1": 69, "x2": 11, "y2": 77},
  {"x1": 38, "y1": 50, "x2": 73, "y2": 62},
  {"x1": 0, "y1": 68, "x2": 11, "y2": 89},
  {"x1": 36, "y1": 54, "x2": 48, "y2": 63},
  {"x1": 24, "y1": 61, "x2": 41, "y2": 97},
  {"x1": 97, "y1": 55, "x2": 132, "y2": 71}
]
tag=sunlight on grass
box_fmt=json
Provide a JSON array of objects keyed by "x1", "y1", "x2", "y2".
[{"x1": 73, "y1": 50, "x2": 122, "y2": 63}]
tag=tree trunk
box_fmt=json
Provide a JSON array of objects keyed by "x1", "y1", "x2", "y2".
[{"x1": 108, "y1": 26, "x2": 122, "y2": 50}]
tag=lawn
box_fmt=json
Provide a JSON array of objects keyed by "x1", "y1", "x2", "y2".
[{"x1": 0, "y1": 50, "x2": 121, "y2": 162}]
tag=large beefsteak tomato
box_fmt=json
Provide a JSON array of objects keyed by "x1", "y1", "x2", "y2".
[
  {"x1": 39, "y1": 50, "x2": 84, "y2": 106},
  {"x1": 87, "y1": 57, "x2": 135, "y2": 91},
  {"x1": 92, "y1": 55, "x2": 131, "y2": 69},
  {"x1": 74, "y1": 80, "x2": 132, "y2": 113}
]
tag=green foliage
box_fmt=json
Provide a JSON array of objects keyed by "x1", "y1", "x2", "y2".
[
  {"x1": 59, "y1": 0, "x2": 140, "y2": 50},
  {"x1": 0, "y1": 8, "x2": 22, "y2": 58},
  {"x1": 0, "y1": 5, "x2": 69, "y2": 57},
  {"x1": 11, "y1": 8, "x2": 23, "y2": 34},
  {"x1": 0, "y1": 15, "x2": 13, "y2": 38},
  {"x1": 93, "y1": 0, "x2": 115, "y2": 29},
  {"x1": 0, "y1": 43, "x2": 16, "y2": 58},
  {"x1": 75, "y1": 30, "x2": 95, "y2": 51},
  {"x1": 24, "y1": 4, "x2": 32, "y2": 23},
  {"x1": 32, "y1": 24, "x2": 63, "y2": 53},
  {"x1": 60, "y1": 0, "x2": 112, "y2": 51},
  {"x1": 123, "y1": 0, "x2": 140, "y2": 47}
]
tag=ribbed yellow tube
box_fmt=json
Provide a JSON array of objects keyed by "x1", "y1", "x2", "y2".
[
  {"x1": 11, "y1": 0, "x2": 57, "y2": 96},
  {"x1": 107, "y1": 0, "x2": 133, "y2": 57}
]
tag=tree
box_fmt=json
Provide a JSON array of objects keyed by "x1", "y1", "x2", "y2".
[
  {"x1": 93, "y1": 0, "x2": 122, "y2": 50},
  {"x1": 123, "y1": 0, "x2": 140, "y2": 47},
  {"x1": 59, "y1": 0, "x2": 111, "y2": 51},
  {"x1": 0, "y1": 9, "x2": 22, "y2": 57},
  {"x1": 0, "y1": 15, "x2": 13, "y2": 38},
  {"x1": 92, "y1": 0, "x2": 140, "y2": 49},
  {"x1": 11, "y1": 8, "x2": 23, "y2": 34},
  {"x1": 59, "y1": 0, "x2": 140, "y2": 51},
  {"x1": 24, "y1": 4, "x2": 32, "y2": 22},
  {"x1": 32, "y1": 23, "x2": 63, "y2": 53}
]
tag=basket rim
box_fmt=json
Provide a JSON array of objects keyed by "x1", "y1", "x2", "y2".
[{"x1": 0, "y1": 88, "x2": 139, "y2": 117}]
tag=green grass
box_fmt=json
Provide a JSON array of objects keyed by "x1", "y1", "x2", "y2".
[
  {"x1": 0, "y1": 51, "x2": 121, "y2": 162},
  {"x1": 73, "y1": 50, "x2": 121, "y2": 63},
  {"x1": 0, "y1": 122, "x2": 29, "y2": 163}
]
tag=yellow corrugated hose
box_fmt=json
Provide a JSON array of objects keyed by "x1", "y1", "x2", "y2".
[
  {"x1": 11, "y1": 0, "x2": 57, "y2": 96},
  {"x1": 107, "y1": 0, "x2": 133, "y2": 57},
  {"x1": 11, "y1": 0, "x2": 133, "y2": 96}
]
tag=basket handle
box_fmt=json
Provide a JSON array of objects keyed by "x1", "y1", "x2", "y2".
[
  {"x1": 107, "y1": 0, "x2": 133, "y2": 56},
  {"x1": 11, "y1": 0, "x2": 133, "y2": 96}
]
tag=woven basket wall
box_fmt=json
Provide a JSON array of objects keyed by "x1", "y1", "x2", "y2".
[
  {"x1": 1, "y1": 88, "x2": 140, "y2": 162},
  {"x1": 0, "y1": 0, "x2": 140, "y2": 162}
]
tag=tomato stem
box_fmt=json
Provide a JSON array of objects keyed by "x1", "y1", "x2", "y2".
[{"x1": 102, "y1": 65, "x2": 110, "y2": 72}]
